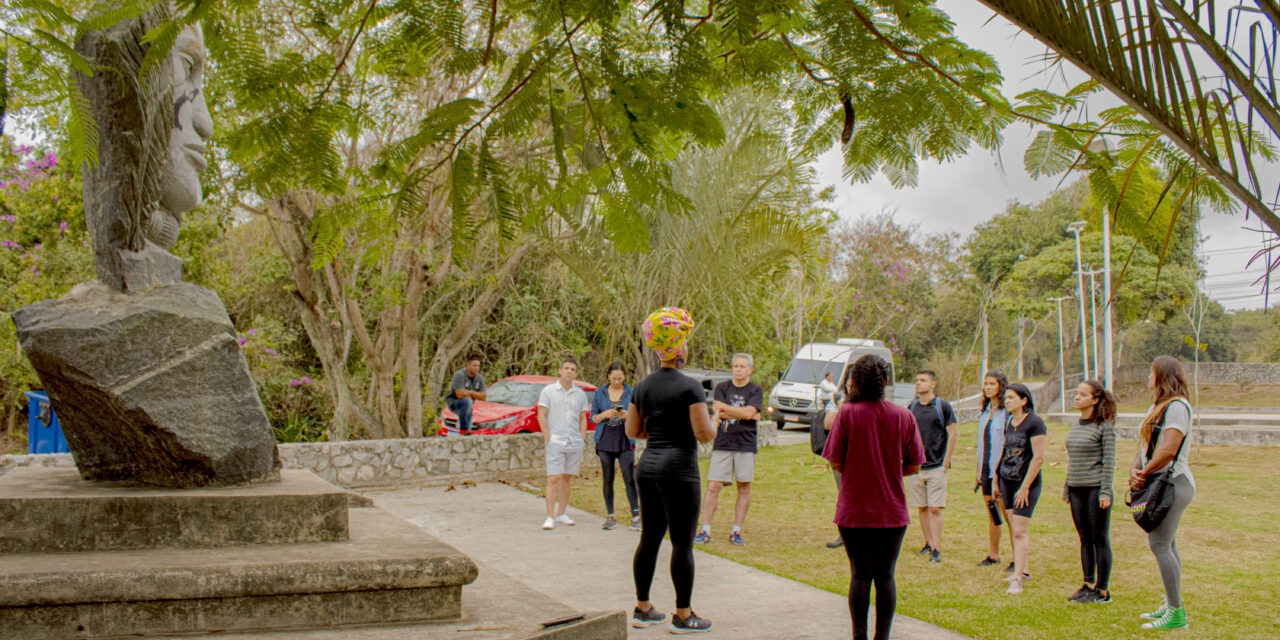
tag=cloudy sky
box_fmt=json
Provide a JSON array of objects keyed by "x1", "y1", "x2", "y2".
[{"x1": 813, "y1": 0, "x2": 1278, "y2": 311}]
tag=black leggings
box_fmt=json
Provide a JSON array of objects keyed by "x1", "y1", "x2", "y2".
[
  {"x1": 598, "y1": 449, "x2": 639, "y2": 515},
  {"x1": 1068, "y1": 485, "x2": 1113, "y2": 590},
  {"x1": 633, "y1": 476, "x2": 701, "y2": 608},
  {"x1": 839, "y1": 526, "x2": 907, "y2": 640}
]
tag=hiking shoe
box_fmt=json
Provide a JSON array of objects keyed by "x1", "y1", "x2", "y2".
[
  {"x1": 1069, "y1": 585, "x2": 1095, "y2": 602},
  {"x1": 670, "y1": 611, "x2": 712, "y2": 634},
  {"x1": 976, "y1": 556, "x2": 1001, "y2": 567},
  {"x1": 603, "y1": 515, "x2": 617, "y2": 530},
  {"x1": 632, "y1": 606, "x2": 666, "y2": 628},
  {"x1": 693, "y1": 530, "x2": 711, "y2": 544},
  {"x1": 630, "y1": 517, "x2": 642, "y2": 531},
  {"x1": 1088, "y1": 590, "x2": 1113, "y2": 604},
  {"x1": 729, "y1": 532, "x2": 745, "y2": 546},
  {"x1": 826, "y1": 537, "x2": 845, "y2": 549},
  {"x1": 1141, "y1": 606, "x2": 1188, "y2": 630},
  {"x1": 1004, "y1": 562, "x2": 1016, "y2": 573},
  {"x1": 542, "y1": 517, "x2": 555, "y2": 530},
  {"x1": 929, "y1": 549, "x2": 942, "y2": 563},
  {"x1": 1006, "y1": 577, "x2": 1023, "y2": 595},
  {"x1": 1140, "y1": 601, "x2": 1170, "y2": 620},
  {"x1": 555, "y1": 513, "x2": 576, "y2": 526},
  {"x1": 917, "y1": 544, "x2": 934, "y2": 556}
]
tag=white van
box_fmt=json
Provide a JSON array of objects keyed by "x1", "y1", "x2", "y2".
[{"x1": 766, "y1": 339, "x2": 896, "y2": 427}]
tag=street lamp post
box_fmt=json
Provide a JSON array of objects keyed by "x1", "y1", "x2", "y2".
[
  {"x1": 1085, "y1": 267, "x2": 1104, "y2": 377},
  {"x1": 1067, "y1": 221, "x2": 1090, "y2": 379},
  {"x1": 1047, "y1": 295, "x2": 1073, "y2": 413},
  {"x1": 1102, "y1": 209, "x2": 1114, "y2": 390}
]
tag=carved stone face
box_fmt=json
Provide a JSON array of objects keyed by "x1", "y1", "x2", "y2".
[{"x1": 159, "y1": 25, "x2": 213, "y2": 216}]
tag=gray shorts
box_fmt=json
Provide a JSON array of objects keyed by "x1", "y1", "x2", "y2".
[
  {"x1": 708, "y1": 449, "x2": 755, "y2": 483},
  {"x1": 545, "y1": 442, "x2": 583, "y2": 475}
]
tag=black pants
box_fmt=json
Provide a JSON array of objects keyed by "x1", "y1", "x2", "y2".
[
  {"x1": 839, "y1": 526, "x2": 907, "y2": 640},
  {"x1": 1068, "y1": 485, "x2": 1113, "y2": 590},
  {"x1": 598, "y1": 449, "x2": 639, "y2": 515},
  {"x1": 633, "y1": 476, "x2": 701, "y2": 608}
]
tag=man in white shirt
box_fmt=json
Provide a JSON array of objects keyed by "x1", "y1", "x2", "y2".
[
  {"x1": 537, "y1": 358, "x2": 590, "y2": 530},
  {"x1": 818, "y1": 372, "x2": 839, "y2": 411}
]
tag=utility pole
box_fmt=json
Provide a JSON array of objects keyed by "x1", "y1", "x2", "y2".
[
  {"x1": 1086, "y1": 267, "x2": 1104, "y2": 379},
  {"x1": 1016, "y1": 313, "x2": 1025, "y2": 379},
  {"x1": 1067, "y1": 221, "x2": 1090, "y2": 380},
  {"x1": 1047, "y1": 296, "x2": 1073, "y2": 413}
]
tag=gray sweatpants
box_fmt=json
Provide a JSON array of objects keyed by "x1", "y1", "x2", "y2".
[{"x1": 1146, "y1": 474, "x2": 1195, "y2": 608}]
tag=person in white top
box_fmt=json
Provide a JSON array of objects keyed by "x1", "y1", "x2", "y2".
[
  {"x1": 818, "y1": 372, "x2": 839, "y2": 411},
  {"x1": 537, "y1": 358, "x2": 590, "y2": 530}
]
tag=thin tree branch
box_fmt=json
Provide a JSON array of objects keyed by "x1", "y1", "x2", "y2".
[{"x1": 315, "y1": 0, "x2": 379, "y2": 104}]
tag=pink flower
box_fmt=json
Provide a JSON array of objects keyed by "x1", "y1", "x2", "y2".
[
  {"x1": 263, "y1": 347, "x2": 278, "y2": 355},
  {"x1": 289, "y1": 379, "x2": 303, "y2": 387},
  {"x1": 237, "y1": 337, "x2": 248, "y2": 345},
  {"x1": 301, "y1": 376, "x2": 312, "y2": 385}
]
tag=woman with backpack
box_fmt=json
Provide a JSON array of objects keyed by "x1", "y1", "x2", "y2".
[
  {"x1": 1129, "y1": 356, "x2": 1195, "y2": 630},
  {"x1": 974, "y1": 370, "x2": 1010, "y2": 568},
  {"x1": 1063, "y1": 380, "x2": 1118, "y2": 605},
  {"x1": 998, "y1": 383, "x2": 1047, "y2": 595}
]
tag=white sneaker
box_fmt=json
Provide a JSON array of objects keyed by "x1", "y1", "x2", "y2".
[
  {"x1": 542, "y1": 517, "x2": 555, "y2": 530},
  {"x1": 555, "y1": 513, "x2": 576, "y2": 526},
  {"x1": 1006, "y1": 578, "x2": 1023, "y2": 595}
]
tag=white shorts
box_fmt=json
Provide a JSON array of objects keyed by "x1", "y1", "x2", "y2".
[
  {"x1": 545, "y1": 442, "x2": 583, "y2": 475},
  {"x1": 908, "y1": 466, "x2": 948, "y2": 508},
  {"x1": 708, "y1": 450, "x2": 755, "y2": 483}
]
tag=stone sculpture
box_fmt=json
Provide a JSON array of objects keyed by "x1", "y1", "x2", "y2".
[{"x1": 11, "y1": 7, "x2": 279, "y2": 487}]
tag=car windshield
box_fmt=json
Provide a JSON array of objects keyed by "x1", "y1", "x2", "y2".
[
  {"x1": 483, "y1": 381, "x2": 545, "y2": 407},
  {"x1": 781, "y1": 359, "x2": 844, "y2": 385}
]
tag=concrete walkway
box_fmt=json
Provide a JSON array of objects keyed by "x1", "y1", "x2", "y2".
[{"x1": 368, "y1": 482, "x2": 972, "y2": 640}]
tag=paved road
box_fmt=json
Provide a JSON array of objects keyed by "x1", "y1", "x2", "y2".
[{"x1": 367, "y1": 482, "x2": 972, "y2": 640}]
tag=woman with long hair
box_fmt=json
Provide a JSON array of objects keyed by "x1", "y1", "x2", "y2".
[
  {"x1": 821, "y1": 354, "x2": 925, "y2": 640},
  {"x1": 974, "y1": 370, "x2": 1010, "y2": 568},
  {"x1": 1130, "y1": 356, "x2": 1195, "y2": 630},
  {"x1": 1063, "y1": 380, "x2": 1118, "y2": 604},
  {"x1": 627, "y1": 308, "x2": 717, "y2": 633},
  {"x1": 591, "y1": 361, "x2": 639, "y2": 531},
  {"x1": 998, "y1": 383, "x2": 1047, "y2": 595}
]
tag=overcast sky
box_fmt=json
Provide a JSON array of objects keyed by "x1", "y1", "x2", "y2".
[{"x1": 813, "y1": 0, "x2": 1278, "y2": 311}]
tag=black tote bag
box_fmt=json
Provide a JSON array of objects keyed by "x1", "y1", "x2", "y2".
[{"x1": 1126, "y1": 423, "x2": 1188, "y2": 533}]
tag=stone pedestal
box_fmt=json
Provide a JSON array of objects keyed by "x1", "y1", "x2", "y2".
[{"x1": 0, "y1": 469, "x2": 478, "y2": 638}]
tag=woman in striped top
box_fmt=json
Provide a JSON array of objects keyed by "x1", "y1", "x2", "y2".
[{"x1": 1062, "y1": 380, "x2": 1118, "y2": 605}]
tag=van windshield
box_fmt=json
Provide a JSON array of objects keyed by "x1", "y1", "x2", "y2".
[{"x1": 781, "y1": 359, "x2": 845, "y2": 385}]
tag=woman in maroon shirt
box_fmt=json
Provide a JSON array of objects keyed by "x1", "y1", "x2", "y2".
[{"x1": 822, "y1": 354, "x2": 926, "y2": 640}]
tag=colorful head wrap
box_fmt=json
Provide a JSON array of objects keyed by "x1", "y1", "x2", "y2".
[{"x1": 642, "y1": 307, "x2": 695, "y2": 361}]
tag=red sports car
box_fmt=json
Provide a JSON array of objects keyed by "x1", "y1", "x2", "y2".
[{"x1": 438, "y1": 375, "x2": 598, "y2": 436}]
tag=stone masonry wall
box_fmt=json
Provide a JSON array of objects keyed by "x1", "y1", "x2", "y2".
[{"x1": 2, "y1": 422, "x2": 780, "y2": 489}]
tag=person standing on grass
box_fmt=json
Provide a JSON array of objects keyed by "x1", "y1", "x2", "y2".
[
  {"x1": 628, "y1": 308, "x2": 717, "y2": 633},
  {"x1": 907, "y1": 369, "x2": 958, "y2": 563},
  {"x1": 974, "y1": 370, "x2": 1011, "y2": 568},
  {"x1": 822, "y1": 354, "x2": 925, "y2": 640},
  {"x1": 695, "y1": 353, "x2": 764, "y2": 546},
  {"x1": 591, "y1": 362, "x2": 640, "y2": 531},
  {"x1": 819, "y1": 371, "x2": 839, "y2": 410},
  {"x1": 821, "y1": 374, "x2": 855, "y2": 550},
  {"x1": 1064, "y1": 380, "x2": 1118, "y2": 605},
  {"x1": 448, "y1": 356, "x2": 487, "y2": 432},
  {"x1": 998, "y1": 383, "x2": 1047, "y2": 595},
  {"x1": 1131, "y1": 356, "x2": 1195, "y2": 631},
  {"x1": 538, "y1": 358, "x2": 590, "y2": 531}
]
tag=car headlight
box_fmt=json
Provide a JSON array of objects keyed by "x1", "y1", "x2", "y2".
[{"x1": 474, "y1": 416, "x2": 517, "y2": 430}]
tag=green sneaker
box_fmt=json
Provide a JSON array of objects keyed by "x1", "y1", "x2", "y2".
[
  {"x1": 1139, "y1": 602, "x2": 1169, "y2": 620},
  {"x1": 1141, "y1": 606, "x2": 1188, "y2": 630}
]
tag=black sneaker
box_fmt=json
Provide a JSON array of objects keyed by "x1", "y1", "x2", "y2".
[
  {"x1": 1087, "y1": 590, "x2": 1113, "y2": 604},
  {"x1": 632, "y1": 606, "x2": 666, "y2": 628},
  {"x1": 976, "y1": 556, "x2": 1001, "y2": 567},
  {"x1": 670, "y1": 611, "x2": 712, "y2": 634},
  {"x1": 1004, "y1": 562, "x2": 1016, "y2": 573},
  {"x1": 1068, "y1": 585, "x2": 1095, "y2": 602},
  {"x1": 917, "y1": 544, "x2": 934, "y2": 556},
  {"x1": 929, "y1": 549, "x2": 942, "y2": 563},
  {"x1": 826, "y1": 537, "x2": 845, "y2": 549}
]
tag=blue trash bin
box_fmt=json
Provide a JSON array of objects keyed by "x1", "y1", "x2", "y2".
[{"x1": 24, "y1": 391, "x2": 70, "y2": 455}]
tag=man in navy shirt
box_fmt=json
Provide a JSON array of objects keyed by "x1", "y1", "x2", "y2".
[{"x1": 908, "y1": 369, "x2": 958, "y2": 563}]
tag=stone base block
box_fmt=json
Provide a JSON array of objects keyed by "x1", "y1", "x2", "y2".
[
  {"x1": 0, "y1": 468, "x2": 348, "y2": 553},
  {"x1": 0, "y1": 507, "x2": 477, "y2": 638}
]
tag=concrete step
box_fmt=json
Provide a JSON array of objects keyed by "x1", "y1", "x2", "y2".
[{"x1": 0, "y1": 506, "x2": 478, "y2": 639}]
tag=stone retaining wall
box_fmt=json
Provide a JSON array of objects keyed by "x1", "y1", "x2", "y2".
[{"x1": 2, "y1": 422, "x2": 779, "y2": 489}]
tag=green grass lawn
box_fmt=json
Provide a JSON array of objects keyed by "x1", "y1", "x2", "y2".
[{"x1": 564, "y1": 422, "x2": 1280, "y2": 640}]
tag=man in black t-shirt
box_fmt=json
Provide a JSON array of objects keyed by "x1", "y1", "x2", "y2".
[
  {"x1": 695, "y1": 354, "x2": 764, "y2": 546},
  {"x1": 907, "y1": 369, "x2": 958, "y2": 563},
  {"x1": 447, "y1": 356, "x2": 487, "y2": 432}
]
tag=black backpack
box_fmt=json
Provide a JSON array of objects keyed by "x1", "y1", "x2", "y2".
[{"x1": 809, "y1": 408, "x2": 828, "y2": 455}]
